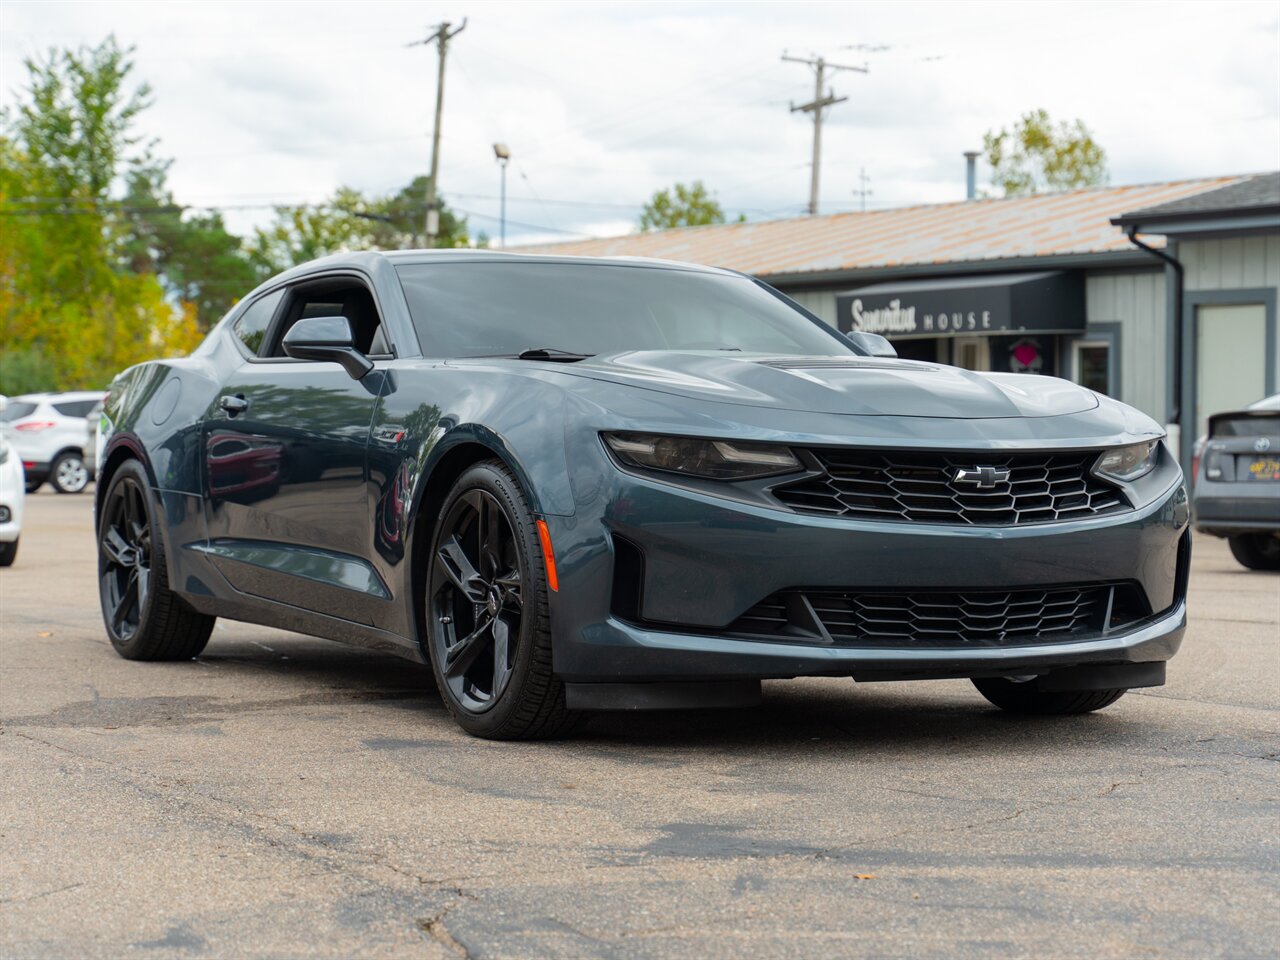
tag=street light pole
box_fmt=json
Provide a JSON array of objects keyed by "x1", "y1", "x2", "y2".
[{"x1": 493, "y1": 142, "x2": 510, "y2": 249}]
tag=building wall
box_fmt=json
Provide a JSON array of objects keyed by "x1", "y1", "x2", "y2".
[
  {"x1": 1083, "y1": 270, "x2": 1166, "y2": 419},
  {"x1": 785, "y1": 289, "x2": 838, "y2": 326},
  {"x1": 1180, "y1": 235, "x2": 1280, "y2": 379}
]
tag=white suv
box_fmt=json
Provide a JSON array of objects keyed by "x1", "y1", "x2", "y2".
[{"x1": 0, "y1": 391, "x2": 105, "y2": 494}]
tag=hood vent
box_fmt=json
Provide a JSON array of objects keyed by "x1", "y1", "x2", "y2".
[{"x1": 755, "y1": 357, "x2": 922, "y2": 372}]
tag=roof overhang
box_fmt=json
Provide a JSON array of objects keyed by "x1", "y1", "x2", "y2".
[{"x1": 1111, "y1": 209, "x2": 1280, "y2": 239}]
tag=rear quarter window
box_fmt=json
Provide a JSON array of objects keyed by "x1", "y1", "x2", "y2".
[{"x1": 1, "y1": 401, "x2": 38, "y2": 421}]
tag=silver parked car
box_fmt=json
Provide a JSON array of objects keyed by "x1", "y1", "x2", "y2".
[
  {"x1": 0, "y1": 391, "x2": 105, "y2": 494},
  {"x1": 1192, "y1": 395, "x2": 1280, "y2": 570}
]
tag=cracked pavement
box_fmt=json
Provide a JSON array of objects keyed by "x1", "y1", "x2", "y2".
[{"x1": 1, "y1": 492, "x2": 1277, "y2": 958}]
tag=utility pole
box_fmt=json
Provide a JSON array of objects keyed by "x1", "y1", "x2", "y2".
[
  {"x1": 782, "y1": 53, "x2": 867, "y2": 216},
  {"x1": 409, "y1": 19, "x2": 467, "y2": 247},
  {"x1": 855, "y1": 167, "x2": 872, "y2": 211}
]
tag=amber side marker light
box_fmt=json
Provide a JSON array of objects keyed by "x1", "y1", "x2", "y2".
[{"x1": 535, "y1": 519, "x2": 559, "y2": 592}]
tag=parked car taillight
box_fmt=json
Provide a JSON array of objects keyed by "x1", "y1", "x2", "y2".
[{"x1": 14, "y1": 421, "x2": 56, "y2": 431}]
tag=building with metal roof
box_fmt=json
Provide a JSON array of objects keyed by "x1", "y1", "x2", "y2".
[{"x1": 521, "y1": 171, "x2": 1280, "y2": 468}]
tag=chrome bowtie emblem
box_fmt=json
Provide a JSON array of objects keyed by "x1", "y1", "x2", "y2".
[
  {"x1": 1255, "y1": 437, "x2": 1271, "y2": 452},
  {"x1": 953, "y1": 465, "x2": 1011, "y2": 489}
]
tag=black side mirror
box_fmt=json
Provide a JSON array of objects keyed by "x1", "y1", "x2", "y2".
[
  {"x1": 844, "y1": 330, "x2": 898, "y2": 358},
  {"x1": 282, "y1": 316, "x2": 374, "y2": 380}
]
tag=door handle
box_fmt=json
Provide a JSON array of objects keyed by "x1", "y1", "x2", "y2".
[{"x1": 219, "y1": 394, "x2": 249, "y2": 417}]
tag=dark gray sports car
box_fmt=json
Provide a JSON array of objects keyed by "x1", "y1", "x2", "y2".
[{"x1": 96, "y1": 251, "x2": 1189, "y2": 739}]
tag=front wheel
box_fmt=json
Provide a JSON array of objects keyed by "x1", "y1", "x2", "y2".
[
  {"x1": 0, "y1": 538, "x2": 17, "y2": 567},
  {"x1": 98, "y1": 461, "x2": 215, "y2": 660},
  {"x1": 50, "y1": 452, "x2": 89, "y2": 494},
  {"x1": 1227, "y1": 533, "x2": 1280, "y2": 571},
  {"x1": 425, "y1": 461, "x2": 579, "y2": 740},
  {"x1": 972, "y1": 677, "x2": 1127, "y2": 715}
]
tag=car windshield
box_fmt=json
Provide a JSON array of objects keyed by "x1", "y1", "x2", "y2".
[{"x1": 395, "y1": 262, "x2": 852, "y2": 359}]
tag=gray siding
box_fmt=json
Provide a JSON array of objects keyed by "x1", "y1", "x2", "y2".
[
  {"x1": 786, "y1": 289, "x2": 838, "y2": 326},
  {"x1": 1084, "y1": 270, "x2": 1166, "y2": 419},
  {"x1": 1181, "y1": 236, "x2": 1280, "y2": 379}
]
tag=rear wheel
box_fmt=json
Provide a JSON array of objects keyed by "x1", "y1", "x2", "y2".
[
  {"x1": 98, "y1": 461, "x2": 214, "y2": 660},
  {"x1": 0, "y1": 538, "x2": 17, "y2": 567},
  {"x1": 972, "y1": 677, "x2": 1127, "y2": 715},
  {"x1": 425, "y1": 461, "x2": 579, "y2": 740},
  {"x1": 1227, "y1": 533, "x2": 1280, "y2": 571},
  {"x1": 50, "y1": 452, "x2": 89, "y2": 494}
]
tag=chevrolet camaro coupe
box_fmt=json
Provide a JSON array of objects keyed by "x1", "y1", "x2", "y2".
[{"x1": 96, "y1": 251, "x2": 1190, "y2": 739}]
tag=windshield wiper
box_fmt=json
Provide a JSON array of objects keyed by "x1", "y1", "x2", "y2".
[{"x1": 514, "y1": 347, "x2": 594, "y2": 363}]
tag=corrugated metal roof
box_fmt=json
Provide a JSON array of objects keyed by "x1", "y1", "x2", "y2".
[{"x1": 517, "y1": 176, "x2": 1246, "y2": 280}]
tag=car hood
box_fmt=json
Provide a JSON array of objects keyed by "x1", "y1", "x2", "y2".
[{"x1": 561, "y1": 352, "x2": 1100, "y2": 419}]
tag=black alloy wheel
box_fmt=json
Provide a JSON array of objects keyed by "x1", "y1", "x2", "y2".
[
  {"x1": 426, "y1": 461, "x2": 578, "y2": 739},
  {"x1": 98, "y1": 460, "x2": 214, "y2": 660},
  {"x1": 100, "y1": 473, "x2": 153, "y2": 642},
  {"x1": 431, "y1": 488, "x2": 525, "y2": 712}
]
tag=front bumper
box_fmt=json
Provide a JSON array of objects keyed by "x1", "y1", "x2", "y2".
[{"x1": 547, "y1": 462, "x2": 1190, "y2": 683}]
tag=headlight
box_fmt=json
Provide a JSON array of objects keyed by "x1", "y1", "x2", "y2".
[
  {"x1": 603, "y1": 432, "x2": 800, "y2": 480},
  {"x1": 1095, "y1": 440, "x2": 1159, "y2": 482}
]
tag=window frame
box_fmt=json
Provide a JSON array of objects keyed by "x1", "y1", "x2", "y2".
[{"x1": 251, "y1": 271, "x2": 396, "y2": 364}]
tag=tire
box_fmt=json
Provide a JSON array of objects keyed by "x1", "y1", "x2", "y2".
[
  {"x1": 425, "y1": 460, "x2": 579, "y2": 740},
  {"x1": 98, "y1": 460, "x2": 215, "y2": 660},
  {"x1": 0, "y1": 539, "x2": 17, "y2": 567},
  {"x1": 972, "y1": 677, "x2": 1127, "y2": 715},
  {"x1": 50, "y1": 452, "x2": 89, "y2": 494},
  {"x1": 24, "y1": 480, "x2": 41, "y2": 494},
  {"x1": 1227, "y1": 533, "x2": 1280, "y2": 571}
]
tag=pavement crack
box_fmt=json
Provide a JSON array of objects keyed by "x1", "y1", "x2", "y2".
[
  {"x1": 0, "y1": 881, "x2": 85, "y2": 905},
  {"x1": 416, "y1": 891, "x2": 476, "y2": 959}
]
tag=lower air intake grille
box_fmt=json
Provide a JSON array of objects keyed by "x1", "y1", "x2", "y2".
[{"x1": 730, "y1": 583, "x2": 1148, "y2": 648}]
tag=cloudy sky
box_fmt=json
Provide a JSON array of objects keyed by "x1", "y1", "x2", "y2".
[{"x1": 3, "y1": 0, "x2": 1278, "y2": 245}]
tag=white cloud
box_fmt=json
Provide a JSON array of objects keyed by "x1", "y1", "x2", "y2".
[{"x1": 3, "y1": 0, "x2": 1277, "y2": 244}]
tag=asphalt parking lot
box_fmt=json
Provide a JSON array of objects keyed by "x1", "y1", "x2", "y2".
[{"x1": 1, "y1": 490, "x2": 1277, "y2": 959}]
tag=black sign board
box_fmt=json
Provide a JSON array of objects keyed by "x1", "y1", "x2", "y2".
[{"x1": 836, "y1": 270, "x2": 1085, "y2": 338}]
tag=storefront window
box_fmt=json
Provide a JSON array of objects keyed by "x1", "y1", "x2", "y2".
[{"x1": 1074, "y1": 342, "x2": 1111, "y2": 395}]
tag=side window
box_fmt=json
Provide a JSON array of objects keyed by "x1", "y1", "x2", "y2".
[
  {"x1": 268, "y1": 281, "x2": 389, "y2": 358},
  {"x1": 231, "y1": 290, "x2": 284, "y2": 356},
  {"x1": 52, "y1": 400, "x2": 98, "y2": 417}
]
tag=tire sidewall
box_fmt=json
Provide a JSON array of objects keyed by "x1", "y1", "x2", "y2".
[
  {"x1": 425, "y1": 462, "x2": 547, "y2": 737},
  {"x1": 98, "y1": 461, "x2": 162, "y2": 655}
]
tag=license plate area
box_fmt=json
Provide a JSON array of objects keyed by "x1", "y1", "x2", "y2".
[{"x1": 1242, "y1": 456, "x2": 1280, "y2": 481}]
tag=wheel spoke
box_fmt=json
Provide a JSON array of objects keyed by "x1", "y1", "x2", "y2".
[
  {"x1": 445, "y1": 616, "x2": 493, "y2": 678},
  {"x1": 492, "y1": 615, "x2": 513, "y2": 695},
  {"x1": 135, "y1": 566, "x2": 150, "y2": 613},
  {"x1": 437, "y1": 536, "x2": 487, "y2": 602},
  {"x1": 112, "y1": 571, "x2": 139, "y2": 631},
  {"x1": 482, "y1": 496, "x2": 503, "y2": 574},
  {"x1": 102, "y1": 527, "x2": 132, "y2": 567}
]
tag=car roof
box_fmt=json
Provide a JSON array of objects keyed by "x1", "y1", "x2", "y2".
[
  {"x1": 1247, "y1": 394, "x2": 1280, "y2": 411},
  {"x1": 277, "y1": 248, "x2": 740, "y2": 280},
  {"x1": 9, "y1": 391, "x2": 104, "y2": 403}
]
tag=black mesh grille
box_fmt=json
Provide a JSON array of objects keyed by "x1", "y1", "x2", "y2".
[
  {"x1": 729, "y1": 584, "x2": 1146, "y2": 648},
  {"x1": 773, "y1": 448, "x2": 1128, "y2": 525}
]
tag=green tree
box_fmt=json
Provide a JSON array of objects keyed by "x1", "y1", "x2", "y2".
[
  {"x1": 982, "y1": 109, "x2": 1108, "y2": 197},
  {"x1": 0, "y1": 37, "x2": 200, "y2": 393},
  {"x1": 120, "y1": 158, "x2": 260, "y2": 329},
  {"x1": 639, "y1": 181, "x2": 741, "y2": 231},
  {"x1": 247, "y1": 177, "x2": 472, "y2": 276}
]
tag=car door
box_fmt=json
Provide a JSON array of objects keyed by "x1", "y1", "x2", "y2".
[{"x1": 201, "y1": 275, "x2": 391, "y2": 624}]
